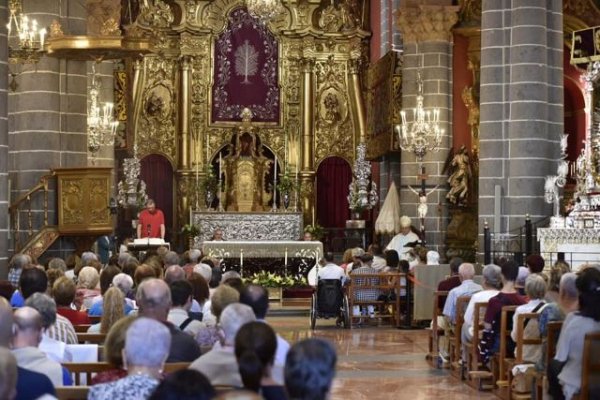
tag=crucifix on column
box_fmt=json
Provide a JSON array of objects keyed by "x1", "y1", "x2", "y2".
[{"x1": 396, "y1": 68, "x2": 443, "y2": 238}]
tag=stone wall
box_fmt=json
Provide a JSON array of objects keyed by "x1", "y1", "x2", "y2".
[{"x1": 0, "y1": 4, "x2": 8, "y2": 277}]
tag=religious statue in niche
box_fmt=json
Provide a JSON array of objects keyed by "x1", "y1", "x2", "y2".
[
  {"x1": 445, "y1": 145, "x2": 472, "y2": 206},
  {"x1": 223, "y1": 108, "x2": 273, "y2": 212}
]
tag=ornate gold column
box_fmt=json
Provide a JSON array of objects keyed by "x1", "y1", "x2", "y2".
[
  {"x1": 301, "y1": 57, "x2": 316, "y2": 224},
  {"x1": 179, "y1": 57, "x2": 191, "y2": 170},
  {"x1": 349, "y1": 58, "x2": 367, "y2": 144}
]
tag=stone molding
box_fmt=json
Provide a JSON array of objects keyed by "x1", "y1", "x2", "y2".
[{"x1": 396, "y1": 5, "x2": 460, "y2": 44}]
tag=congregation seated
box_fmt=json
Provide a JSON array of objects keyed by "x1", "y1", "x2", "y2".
[
  {"x1": 112, "y1": 272, "x2": 137, "y2": 309},
  {"x1": 0, "y1": 297, "x2": 56, "y2": 399},
  {"x1": 349, "y1": 253, "x2": 380, "y2": 318},
  {"x1": 196, "y1": 285, "x2": 240, "y2": 352},
  {"x1": 548, "y1": 267, "x2": 600, "y2": 400},
  {"x1": 136, "y1": 279, "x2": 201, "y2": 362},
  {"x1": 88, "y1": 287, "x2": 126, "y2": 334},
  {"x1": 510, "y1": 274, "x2": 547, "y2": 363},
  {"x1": 189, "y1": 303, "x2": 256, "y2": 387},
  {"x1": 74, "y1": 266, "x2": 100, "y2": 311},
  {"x1": 234, "y1": 321, "x2": 288, "y2": 399},
  {"x1": 25, "y1": 293, "x2": 72, "y2": 363},
  {"x1": 536, "y1": 272, "x2": 579, "y2": 371},
  {"x1": 461, "y1": 264, "x2": 502, "y2": 355},
  {"x1": 148, "y1": 369, "x2": 215, "y2": 400},
  {"x1": 240, "y1": 284, "x2": 291, "y2": 384},
  {"x1": 0, "y1": 347, "x2": 17, "y2": 400},
  {"x1": 284, "y1": 338, "x2": 337, "y2": 400},
  {"x1": 90, "y1": 316, "x2": 135, "y2": 385},
  {"x1": 316, "y1": 252, "x2": 346, "y2": 283},
  {"x1": 188, "y1": 273, "x2": 211, "y2": 318},
  {"x1": 435, "y1": 257, "x2": 463, "y2": 313},
  {"x1": 545, "y1": 260, "x2": 571, "y2": 304},
  {"x1": 367, "y1": 244, "x2": 387, "y2": 271},
  {"x1": 182, "y1": 249, "x2": 202, "y2": 279},
  {"x1": 168, "y1": 280, "x2": 204, "y2": 337},
  {"x1": 88, "y1": 265, "x2": 127, "y2": 316},
  {"x1": 88, "y1": 317, "x2": 171, "y2": 400},
  {"x1": 480, "y1": 260, "x2": 526, "y2": 363},
  {"x1": 8, "y1": 253, "x2": 31, "y2": 289},
  {"x1": 12, "y1": 306, "x2": 65, "y2": 387},
  {"x1": 53, "y1": 276, "x2": 90, "y2": 325}
]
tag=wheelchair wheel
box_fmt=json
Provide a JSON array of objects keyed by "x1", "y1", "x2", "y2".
[
  {"x1": 310, "y1": 293, "x2": 317, "y2": 330},
  {"x1": 342, "y1": 294, "x2": 350, "y2": 329}
]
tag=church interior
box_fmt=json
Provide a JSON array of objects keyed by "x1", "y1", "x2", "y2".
[{"x1": 1, "y1": 0, "x2": 600, "y2": 399}]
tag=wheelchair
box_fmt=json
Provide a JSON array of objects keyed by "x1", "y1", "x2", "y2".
[{"x1": 310, "y1": 278, "x2": 350, "y2": 329}]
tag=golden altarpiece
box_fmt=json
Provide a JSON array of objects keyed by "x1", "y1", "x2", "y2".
[{"x1": 122, "y1": 0, "x2": 370, "y2": 235}]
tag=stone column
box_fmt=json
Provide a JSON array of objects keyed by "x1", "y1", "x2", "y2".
[
  {"x1": 0, "y1": 4, "x2": 8, "y2": 277},
  {"x1": 478, "y1": 0, "x2": 563, "y2": 238},
  {"x1": 396, "y1": 5, "x2": 458, "y2": 253},
  {"x1": 8, "y1": 0, "x2": 88, "y2": 256}
]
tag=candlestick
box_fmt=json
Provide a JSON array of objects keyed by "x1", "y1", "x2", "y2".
[
  {"x1": 240, "y1": 249, "x2": 244, "y2": 276},
  {"x1": 272, "y1": 156, "x2": 278, "y2": 212},
  {"x1": 206, "y1": 136, "x2": 209, "y2": 165},
  {"x1": 284, "y1": 133, "x2": 288, "y2": 171},
  {"x1": 219, "y1": 152, "x2": 222, "y2": 178},
  {"x1": 312, "y1": 206, "x2": 315, "y2": 227}
]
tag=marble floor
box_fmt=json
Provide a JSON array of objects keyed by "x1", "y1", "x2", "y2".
[{"x1": 268, "y1": 314, "x2": 496, "y2": 400}]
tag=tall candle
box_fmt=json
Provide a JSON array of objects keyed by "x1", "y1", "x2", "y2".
[
  {"x1": 240, "y1": 249, "x2": 243, "y2": 267},
  {"x1": 274, "y1": 155, "x2": 278, "y2": 178},
  {"x1": 284, "y1": 134, "x2": 288, "y2": 171},
  {"x1": 284, "y1": 248, "x2": 288, "y2": 266},
  {"x1": 219, "y1": 152, "x2": 222, "y2": 179},
  {"x1": 206, "y1": 136, "x2": 209, "y2": 165},
  {"x1": 312, "y1": 206, "x2": 315, "y2": 226}
]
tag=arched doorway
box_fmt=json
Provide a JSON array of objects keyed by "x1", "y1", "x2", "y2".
[
  {"x1": 316, "y1": 157, "x2": 352, "y2": 228},
  {"x1": 140, "y1": 154, "x2": 174, "y2": 241}
]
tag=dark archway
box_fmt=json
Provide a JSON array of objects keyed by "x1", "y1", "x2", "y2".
[
  {"x1": 316, "y1": 157, "x2": 352, "y2": 229},
  {"x1": 140, "y1": 154, "x2": 174, "y2": 242}
]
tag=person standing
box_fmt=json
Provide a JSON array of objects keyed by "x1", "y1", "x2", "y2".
[{"x1": 137, "y1": 199, "x2": 165, "y2": 240}]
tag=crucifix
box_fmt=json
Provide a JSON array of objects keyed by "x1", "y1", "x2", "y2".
[{"x1": 408, "y1": 164, "x2": 438, "y2": 235}]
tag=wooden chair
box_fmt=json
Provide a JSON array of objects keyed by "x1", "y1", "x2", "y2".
[
  {"x1": 346, "y1": 273, "x2": 405, "y2": 328},
  {"x1": 466, "y1": 302, "x2": 494, "y2": 389},
  {"x1": 73, "y1": 324, "x2": 92, "y2": 333},
  {"x1": 534, "y1": 321, "x2": 563, "y2": 400},
  {"x1": 494, "y1": 305, "x2": 518, "y2": 399},
  {"x1": 580, "y1": 331, "x2": 600, "y2": 400},
  {"x1": 449, "y1": 295, "x2": 472, "y2": 375},
  {"x1": 163, "y1": 362, "x2": 191, "y2": 373},
  {"x1": 508, "y1": 312, "x2": 543, "y2": 399},
  {"x1": 426, "y1": 290, "x2": 448, "y2": 360},
  {"x1": 63, "y1": 362, "x2": 113, "y2": 385},
  {"x1": 55, "y1": 386, "x2": 90, "y2": 400},
  {"x1": 76, "y1": 333, "x2": 106, "y2": 344}
]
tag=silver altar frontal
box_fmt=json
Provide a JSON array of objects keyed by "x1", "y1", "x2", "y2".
[
  {"x1": 537, "y1": 228, "x2": 600, "y2": 271},
  {"x1": 191, "y1": 211, "x2": 303, "y2": 243},
  {"x1": 202, "y1": 240, "x2": 323, "y2": 260}
]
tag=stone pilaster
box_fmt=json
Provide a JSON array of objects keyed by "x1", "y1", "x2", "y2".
[
  {"x1": 478, "y1": 0, "x2": 563, "y2": 241},
  {"x1": 396, "y1": 5, "x2": 459, "y2": 255},
  {"x1": 0, "y1": 4, "x2": 8, "y2": 277},
  {"x1": 8, "y1": 1, "x2": 89, "y2": 256}
]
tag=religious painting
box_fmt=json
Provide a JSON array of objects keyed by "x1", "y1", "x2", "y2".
[{"x1": 211, "y1": 7, "x2": 280, "y2": 123}]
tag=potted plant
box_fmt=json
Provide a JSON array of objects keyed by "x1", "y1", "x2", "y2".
[
  {"x1": 276, "y1": 169, "x2": 298, "y2": 210},
  {"x1": 181, "y1": 223, "x2": 200, "y2": 250},
  {"x1": 304, "y1": 223, "x2": 324, "y2": 241}
]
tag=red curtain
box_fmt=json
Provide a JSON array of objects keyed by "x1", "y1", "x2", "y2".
[
  {"x1": 316, "y1": 157, "x2": 352, "y2": 228},
  {"x1": 140, "y1": 155, "x2": 174, "y2": 241}
]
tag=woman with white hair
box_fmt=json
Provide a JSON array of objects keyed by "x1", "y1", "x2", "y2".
[
  {"x1": 510, "y1": 274, "x2": 547, "y2": 363},
  {"x1": 88, "y1": 317, "x2": 171, "y2": 400},
  {"x1": 385, "y1": 216, "x2": 420, "y2": 260},
  {"x1": 74, "y1": 266, "x2": 100, "y2": 310}
]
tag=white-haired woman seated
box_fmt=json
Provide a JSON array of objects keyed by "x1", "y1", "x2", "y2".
[{"x1": 88, "y1": 317, "x2": 171, "y2": 400}]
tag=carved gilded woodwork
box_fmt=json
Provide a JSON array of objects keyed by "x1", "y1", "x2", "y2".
[
  {"x1": 55, "y1": 168, "x2": 113, "y2": 235},
  {"x1": 314, "y1": 55, "x2": 354, "y2": 166},
  {"x1": 135, "y1": 57, "x2": 177, "y2": 163},
  {"x1": 396, "y1": 5, "x2": 460, "y2": 44},
  {"x1": 128, "y1": 0, "x2": 369, "y2": 231}
]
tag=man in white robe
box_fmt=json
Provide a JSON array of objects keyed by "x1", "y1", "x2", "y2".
[{"x1": 385, "y1": 215, "x2": 420, "y2": 260}]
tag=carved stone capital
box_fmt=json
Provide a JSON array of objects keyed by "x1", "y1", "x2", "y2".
[
  {"x1": 396, "y1": 5, "x2": 459, "y2": 44},
  {"x1": 301, "y1": 58, "x2": 315, "y2": 73}
]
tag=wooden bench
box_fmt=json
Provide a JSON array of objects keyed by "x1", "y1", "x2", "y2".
[
  {"x1": 56, "y1": 386, "x2": 89, "y2": 400},
  {"x1": 466, "y1": 302, "x2": 494, "y2": 390},
  {"x1": 76, "y1": 333, "x2": 106, "y2": 344},
  {"x1": 509, "y1": 312, "x2": 543, "y2": 399},
  {"x1": 73, "y1": 324, "x2": 92, "y2": 333},
  {"x1": 494, "y1": 305, "x2": 518, "y2": 399},
  {"x1": 449, "y1": 295, "x2": 471, "y2": 375},
  {"x1": 426, "y1": 290, "x2": 448, "y2": 361},
  {"x1": 63, "y1": 362, "x2": 191, "y2": 385},
  {"x1": 534, "y1": 321, "x2": 563, "y2": 399},
  {"x1": 347, "y1": 273, "x2": 406, "y2": 328},
  {"x1": 580, "y1": 331, "x2": 600, "y2": 400}
]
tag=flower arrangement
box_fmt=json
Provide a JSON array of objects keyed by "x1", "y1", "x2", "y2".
[
  {"x1": 244, "y1": 271, "x2": 307, "y2": 288},
  {"x1": 304, "y1": 223, "x2": 324, "y2": 240},
  {"x1": 200, "y1": 164, "x2": 218, "y2": 194},
  {"x1": 181, "y1": 223, "x2": 200, "y2": 237},
  {"x1": 276, "y1": 168, "x2": 298, "y2": 194}
]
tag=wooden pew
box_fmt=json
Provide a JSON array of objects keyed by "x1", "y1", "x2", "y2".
[
  {"x1": 534, "y1": 321, "x2": 563, "y2": 400},
  {"x1": 73, "y1": 324, "x2": 92, "y2": 333},
  {"x1": 76, "y1": 333, "x2": 106, "y2": 345},
  {"x1": 580, "y1": 331, "x2": 600, "y2": 400},
  {"x1": 494, "y1": 305, "x2": 519, "y2": 399},
  {"x1": 449, "y1": 295, "x2": 472, "y2": 375},
  {"x1": 466, "y1": 302, "x2": 493, "y2": 390},
  {"x1": 426, "y1": 290, "x2": 448, "y2": 361},
  {"x1": 63, "y1": 362, "x2": 191, "y2": 385},
  {"x1": 88, "y1": 315, "x2": 101, "y2": 324},
  {"x1": 55, "y1": 386, "x2": 89, "y2": 400},
  {"x1": 347, "y1": 273, "x2": 405, "y2": 328},
  {"x1": 509, "y1": 312, "x2": 543, "y2": 399}
]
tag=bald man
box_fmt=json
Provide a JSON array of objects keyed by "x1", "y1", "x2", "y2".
[
  {"x1": 136, "y1": 279, "x2": 201, "y2": 362},
  {"x1": 12, "y1": 307, "x2": 63, "y2": 387},
  {"x1": 0, "y1": 298, "x2": 56, "y2": 399}
]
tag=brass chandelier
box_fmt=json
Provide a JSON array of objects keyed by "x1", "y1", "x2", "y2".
[
  {"x1": 7, "y1": 0, "x2": 47, "y2": 64},
  {"x1": 87, "y1": 64, "x2": 118, "y2": 158}
]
